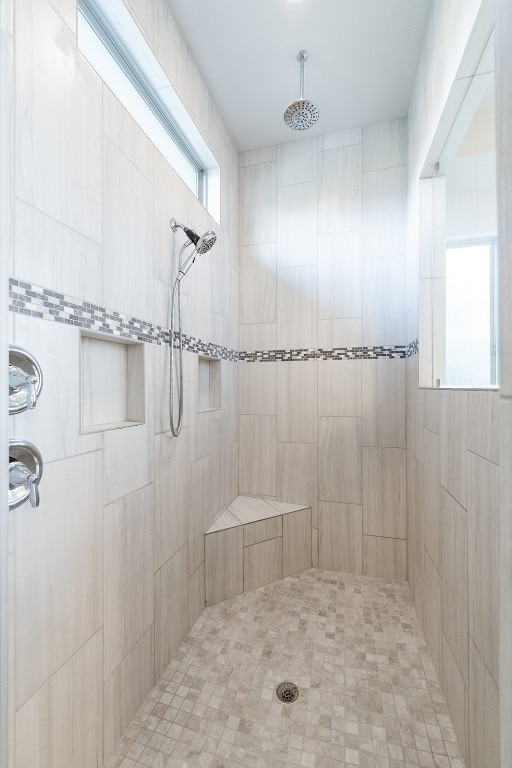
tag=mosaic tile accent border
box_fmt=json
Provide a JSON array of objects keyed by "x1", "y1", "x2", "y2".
[
  {"x1": 8, "y1": 278, "x2": 420, "y2": 361},
  {"x1": 8, "y1": 278, "x2": 238, "y2": 361}
]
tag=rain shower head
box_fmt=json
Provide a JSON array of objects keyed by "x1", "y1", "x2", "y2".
[
  {"x1": 284, "y1": 50, "x2": 319, "y2": 131},
  {"x1": 170, "y1": 219, "x2": 217, "y2": 255}
]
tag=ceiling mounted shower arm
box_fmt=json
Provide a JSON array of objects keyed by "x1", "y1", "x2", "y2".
[{"x1": 298, "y1": 50, "x2": 308, "y2": 100}]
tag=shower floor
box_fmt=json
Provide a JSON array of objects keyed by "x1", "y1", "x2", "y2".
[{"x1": 106, "y1": 569, "x2": 465, "y2": 768}]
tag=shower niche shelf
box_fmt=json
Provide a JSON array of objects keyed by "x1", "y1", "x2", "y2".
[
  {"x1": 80, "y1": 332, "x2": 145, "y2": 433},
  {"x1": 198, "y1": 356, "x2": 221, "y2": 412}
]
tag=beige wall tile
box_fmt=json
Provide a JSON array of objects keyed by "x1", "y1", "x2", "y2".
[
  {"x1": 155, "y1": 545, "x2": 188, "y2": 675},
  {"x1": 188, "y1": 561, "x2": 205, "y2": 630},
  {"x1": 277, "y1": 265, "x2": 318, "y2": 349},
  {"x1": 319, "y1": 502, "x2": 363, "y2": 574},
  {"x1": 239, "y1": 323, "x2": 277, "y2": 352},
  {"x1": 239, "y1": 161, "x2": 276, "y2": 245},
  {"x1": 362, "y1": 447, "x2": 406, "y2": 539},
  {"x1": 277, "y1": 137, "x2": 318, "y2": 186},
  {"x1": 362, "y1": 256, "x2": 406, "y2": 345},
  {"x1": 312, "y1": 527, "x2": 319, "y2": 567},
  {"x1": 424, "y1": 549, "x2": 442, "y2": 675},
  {"x1": 205, "y1": 528, "x2": 243, "y2": 605},
  {"x1": 318, "y1": 360, "x2": 361, "y2": 417},
  {"x1": 423, "y1": 427, "x2": 442, "y2": 572},
  {"x1": 239, "y1": 243, "x2": 276, "y2": 325},
  {"x1": 15, "y1": 451, "x2": 102, "y2": 707},
  {"x1": 277, "y1": 442, "x2": 317, "y2": 517},
  {"x1": 277, "y1": 182, "x2": 318, "y2": 268},
  {"x1": 283, "y1": 507, "x2": 312, "y2": 577},
  {"x1": 319, "y1": 127, "x2": 361, "y2": 151},
  {"x1": 317, "y1": 318, "x2": 362, "y2": 348},
  {"x1": 239, "y1": 415, "x2": 277, "y2": 496},
  {"x1": 467, "y1": 389, "x2": 499, "y2": 465},
  {"x1": 317, "y1": 231, "x2": 362, "y2": 320},
  {"x1": 362, "y1": 359, "x2": 406, "y2": 448},
  {"x1": 363, "y1": 535, "x2": 406, "y2": 580},
  {"x1": 441, "y1": 488, "x2": 468, "y2": 682},
  {"x1": 440, "y1": 389, "x2": 468, "y2": 508},
  {"x1": 244, "y1": 516, "x2": 282, "y2": 547},
  {"x1": 103, "y1": 627, "x2": 154, "y2": 760},
  {"x1": 239, "y1": 361, "x2": 276, "y2": 415},
  {"x1": 188, "y1": 455, "x2": 212, "y2": 577},
  {"x1": 362, "y1": 119, "x2": 407, "y2": 172},
  {"x1": 318, "y1": 417, "x2": 362, "y2": 504},
  {"x1": 244, "y1": 537, "x2": 282, "y2": 591},
  {"x1": 104, "y1": 424, "x2": 152, "y2": 505},
  {"x1": 441, "y1": 633, "x2": 467, "y2": 761},
  {"x1": 362, "y1": 166, "x2": 407, "y2": 260},
  {"x1": 154, "y1": 431, "x2": 189, "y2": 571},
  {"x1": 103, "y1": 485, "x2": 154, "y2": 680},
  {"x1": 277, "y1": 361, "x2": 317, "y2": 443},
  {"x1": 319, "y1": 144, "x2": 362, "y2": 234},
  {"x1": 469, "y1": 640, "x2": 500, "y2": 768},
  {"x1": 239, "y1": 145, "x2": 276, "y2": 167},
  {"x1": 467, "y1": 452, "x2": 499, "y2": 685}
]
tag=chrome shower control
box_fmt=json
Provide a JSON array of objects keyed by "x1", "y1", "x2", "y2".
[
  {"x1": 8, "y1": 440, "x2": 43, "y2": 509},
  {"x1": 9, "y1": 346, "x2": 43, "y2": 414}
]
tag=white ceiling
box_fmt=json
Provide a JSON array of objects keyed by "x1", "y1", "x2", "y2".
[{"x1": 167, "y1": 0, "x2": 433, "y2": 152}]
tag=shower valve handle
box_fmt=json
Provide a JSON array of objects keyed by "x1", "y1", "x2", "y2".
[
  {"x1": 9, "y1": 461, "x2": 40, "y2": 508},
  {"x1": 9, "y1": 366, "x2": 38, "y2": 409}
]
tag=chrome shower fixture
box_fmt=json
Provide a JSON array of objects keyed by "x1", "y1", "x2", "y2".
[
  {"x1": 168, "y1": 217, "x2": 217, "y2": 437},
  {"x1": 284, "y1": 50, "x2": 319, "y2": 131}
]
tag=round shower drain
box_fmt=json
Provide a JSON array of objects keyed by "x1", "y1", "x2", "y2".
[{"x1": 275, "y1": 681, "x2": 300, "y2": 704}]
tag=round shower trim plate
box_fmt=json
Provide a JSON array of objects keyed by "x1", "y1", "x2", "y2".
[{"x1": 275, "y1": 681, "x2": 300, "y2": 704}]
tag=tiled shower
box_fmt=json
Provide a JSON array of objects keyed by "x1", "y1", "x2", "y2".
[{"x1": 1, "y1": 0, "x2": 511, "y2": 768}]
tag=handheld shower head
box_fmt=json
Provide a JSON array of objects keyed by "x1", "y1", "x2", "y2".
[{"x1": 170, "y1": 219, "x2": 217, "y2": 255}]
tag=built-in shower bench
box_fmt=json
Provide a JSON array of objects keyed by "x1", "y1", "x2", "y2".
[{"x1": 205, "y1": 495, "x2": 312, "y2": 605}]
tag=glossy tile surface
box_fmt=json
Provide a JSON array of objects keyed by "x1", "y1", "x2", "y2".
[{"x1": 106, "y1": 569, "x2": 466, "y2": 768}]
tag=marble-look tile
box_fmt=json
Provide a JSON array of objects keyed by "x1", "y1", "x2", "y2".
[
  {"x1": 244, "y1": 516, "x2": 282, "y2": 547},
  {"x1": 239, "y1": 323, "x2": 277, "y2": 352},
  {"x1": 440, "y1": 389, "x2": 468, "y2": 508},
  {"x1": 318, "y1": 359, "x2": 361, "y2": 417},
  {"x1": 239, "y1": 145, "x2": 276, "y2": 167},
  {"x1": 423, "y1": 427, "x2": 442, "y2": 572},
  {"x1": 102, "y1": 86, "x2": 153, "y2": 179},
  {"x1": 466, "y1": 389, "x2": 499, "y2": 465},
  {"x1": 267, "y1": 499, "x2": 309, "y2": 514},
  {"x1": 469, "y1": 639, "x2": 499, "y2": 768},
  {"x1": 442, "y1": 633, "x2": 467, "y2": 761},
  {"x1": 188, "y1": 455, "x2": 212, "y2": 578},
  {"x1": 15, "y1": 451, "x2": 102, "y2": 707},
  {"x1": 319, "y1": 502, "x2": 363, "y2": 574},
  {"x1": 15, "y1": 0, "x2": 102, "y2": 243},
  {"x1": 362, "y1": 256, "x2": 406, "y2": 345},
  {"x1": 362, "y1": 119, "x2": 407, "y2": 172},
  {"x1": 277, "y1": 265, "x2": 318, "y2": 349},
  {"x1": 277, "y1": 442, "x2": 318, "y2": 517},
  {"x1": 362, "y1": 447, "x2": 406, "y2": 539},
  {"x1": 155, "y1": 545, "x2": 188, "y2": 676},
  {"x1": 154, "y1": 431, "x2": 189, "y2": 571},
  {"x1": 239, "y1": 361, "x2": 276, "y2": 415},
  {"x1": 282, "y1": 507, "x2": 312, "y2": 577},
  {"x1": 102, "y1": 136, "x2": 152, "y2": 321},
  {"x1": 239, "y1": 243, "x2": 276, "y2": 324},
  {"x1": 104, "y1": 424, "x2": 152, "y2": 505},
  {"x1": 318, "y1": 417, "x2": 362, "y2": 504},
  {"x1": 362, "y1": 166, "x2": 407, "y2": 261},
  {"x1": 104, "y1": 627, "x2": 154, "y2": 760},
  {"x1": 317, "y1": 318, "x2": 363, "y2": 348},
  {"x1": 188, "y1": 561, "x2": 205, "y2": 631},
  {"x1": 441, "y1": 488, "x2": 468, "y2": 682},
  {"x1": 276, "y1": 137, "x2": 318, "y2": 186},
  {"x1": 244, "y1": 537, "x2": 282, "y2": 591},
  {"x1": 318, "y1": 127, "x2": 361, "y2": 151},
  {"x1": 362, "y1": 358, "x2": 406, "y2": 448},
  {"x1": 362, "y1": 536, "x2": 406, "y2": 580},
  {"x1": 239, "y1": 416, "x2": 277, "y2": 496},
  {"x1": 467, "y1": 452, "x2": 499, "y2": 685},
  {"x1": 11, "y1": 317, "x2": 101, "y2": 463},
  {"x1": 424, "y1": 548, "x2": 442, "y2": 675},
  {"x1": 277, "y1": 182, "x2": 318, "y2": 267},
  {"x1": 239, "y1": 161, "x2": 276, "y2": 245},
  {"x1": 318, "y1": 144, "x2": 362, "y2": 234},
  {"x1": 317, "y1": 231, "x2": 362, "y2": 320},
  {"x1": 153, "y1": 147, "x2": 187, "y2": 288},
  {"x1": 103, "y1": 485, "x2": 154, "y2": 680},
  {"x1": 228, "y1": 495, "x2": 276, "y2": 524},
  {"x1": 15, "y1": 630, "x2": 103, "y2": 768},
  {"x1": 277, "y1": 361, "x2": 317, "y2": 444},
  {"x1": 207, "y1": 508, "x2": 240, "y2": 533}
]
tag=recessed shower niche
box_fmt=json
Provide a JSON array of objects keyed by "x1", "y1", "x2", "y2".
[
  {"x1": 80, "y1": 332, "x2": 145, "y2": 432},
  {"x1": 198, "y1": 356, "x2": 221, "y2": 412}
]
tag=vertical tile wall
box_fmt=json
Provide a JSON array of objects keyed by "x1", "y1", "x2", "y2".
[
  {"x1": 7, "y1": 0, "x2": 239, "y2": 766},
  {"x1": 406, "y1": 0, "x2": 500, "y2": 765},
  {"x1": 238, "y1": 120, "x2": 408, "y2": 580}
]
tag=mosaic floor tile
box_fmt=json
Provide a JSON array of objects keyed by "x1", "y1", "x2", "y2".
[{"x1": 105, "y1": 569, "x2": 465, "y2": 768}]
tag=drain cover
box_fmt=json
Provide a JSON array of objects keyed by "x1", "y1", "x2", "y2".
[{"x1": 275, "y1": 681, "x2": 300, "y2": 703}]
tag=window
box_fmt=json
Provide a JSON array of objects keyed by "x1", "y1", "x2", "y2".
[{"x1": 77, "y1": 0, "x2": 220, "y2": 221}]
